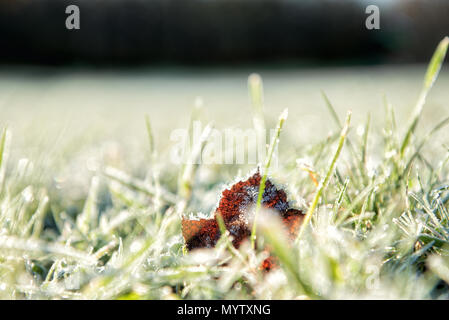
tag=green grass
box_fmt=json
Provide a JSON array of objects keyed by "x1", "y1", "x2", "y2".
[{"x1": 0, "y1": 37, "x2": 449, "y2": 300}]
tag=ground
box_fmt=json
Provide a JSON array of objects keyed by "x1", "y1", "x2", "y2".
[{"x1": 1, "y1": 46, "x2": 449, "y2": 299}]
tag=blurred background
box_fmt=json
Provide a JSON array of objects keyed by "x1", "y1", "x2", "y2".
[
  {"x1": 0, "y1": 0, "x2": 448, "y2": 205},
  {"x1": 0, "y1": 0, "x2": 448, "y2": 65}
]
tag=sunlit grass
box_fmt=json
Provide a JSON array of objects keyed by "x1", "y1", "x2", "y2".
[{"x1": 0, "y1": 37, "x2": 449, "y2": 300}]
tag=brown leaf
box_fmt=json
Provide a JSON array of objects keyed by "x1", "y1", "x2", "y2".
[{"x1": 182, "y1": 171, "x2": 304, "y2": 270}]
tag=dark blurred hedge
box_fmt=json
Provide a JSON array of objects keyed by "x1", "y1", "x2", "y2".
[{"x1": 0, "y1": 0, "x2": 448, "y2": 66}]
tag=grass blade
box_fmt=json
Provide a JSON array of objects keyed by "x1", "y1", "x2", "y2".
[
  {"x1": 296, "y1": 111, "x2": 351, "y2": 243},
  {"x1": 249, "y1": 74, "x2": 267, "y2": 161},
  {"x1": 0, "y1": 235, "x2": 97, "y2": 265},
  {"x1": 400, "y1": 37, "x2": 449, "y2": 158},
  {"x1": 0, "y1": 127, "x2": 11, "y2": 193},
  {"x1": 77, "y1": 175, "x2": 100, "y2": 236},
  {"x1": 250, "y1": 108, "x2": 288, "y2": 249},
  {"x1": 145, "y1": 114, "x2": 156, "y2": 159}
]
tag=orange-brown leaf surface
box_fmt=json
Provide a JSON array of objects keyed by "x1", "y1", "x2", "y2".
[{"x1": 182, "y1": 171, "x2": 304, "y2": 270}]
